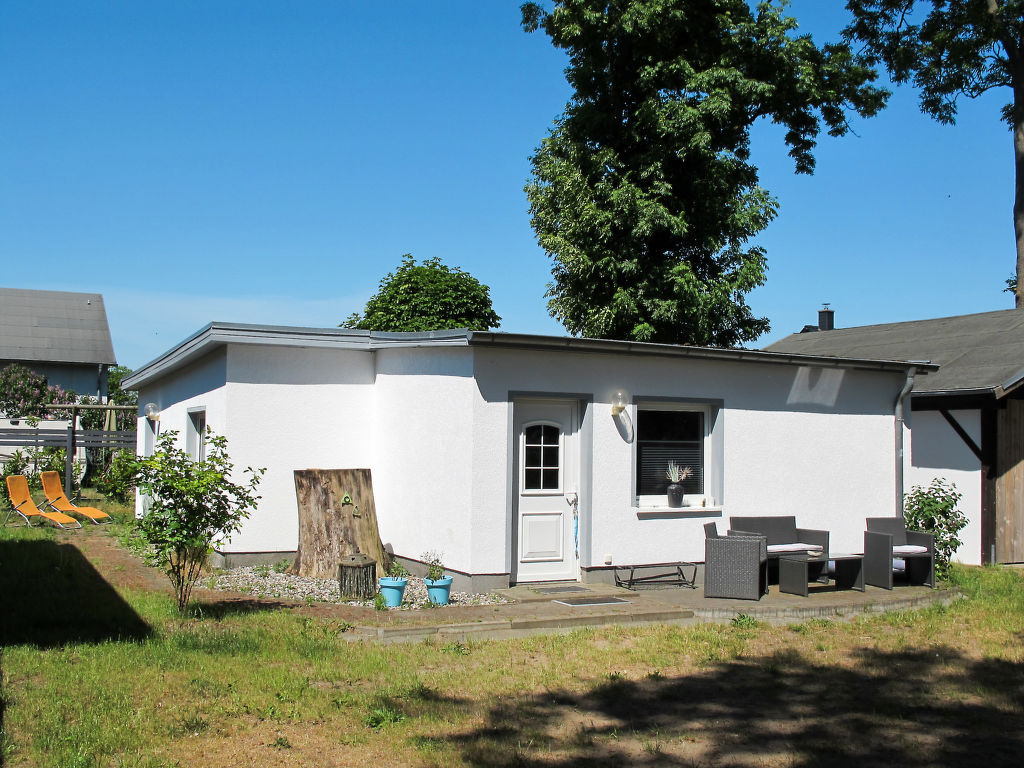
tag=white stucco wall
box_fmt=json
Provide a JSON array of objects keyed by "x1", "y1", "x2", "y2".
[
  {"x1": 372, "y1": 347, "x2": 478, "y2": 573},
  {"x1": 906, "y1": 408, "x2": 982, "y2": 565},
  {"x1": 221, "y1": 345, "x2": 376, "y2": 553},
  {"x1": 132, "y1": 338, "x2": 913, "y2": 578},
  {"x1": 472, "y1": 347, "x2": 905, "y2": 570},
  {"x1": 134, "y1": 349, "x2": 229, "y2": 517}
]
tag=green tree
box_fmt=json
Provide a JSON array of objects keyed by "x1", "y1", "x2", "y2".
[
  {"x1": 522, "y1": 0, "x2": 887, "y2": 346},
  {"x1": 132, "y1": 429, "x2": 264, "y2": 612},
  {"x1": 843, "y1": 1, "x2": 1024, "y2": 306},
  {"x1": 342, "y1": 255, "x2": 502, "y2": 332},
  {"x1": 0, "y1": 363, "x2": 77, "y2": 419}
]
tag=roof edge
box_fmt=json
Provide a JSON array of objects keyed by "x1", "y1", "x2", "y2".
[{"x1": 123, "y1": 323, "x2": 936, "y2": 391}]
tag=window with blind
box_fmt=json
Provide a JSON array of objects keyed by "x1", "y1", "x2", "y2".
[{"x1": 636, "y1": 407, "x2": 706, "y2": 501}]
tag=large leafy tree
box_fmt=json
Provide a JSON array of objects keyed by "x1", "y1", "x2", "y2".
[
  {"x1": 843, "y1": 1, "x2": 1024, "y2": 305},
  {"x1": 342, "y1": 254, "x2": 502, "y2": 332},
  {"x1": 522, "y1": 0, "x2": 888, "y2": 346}
]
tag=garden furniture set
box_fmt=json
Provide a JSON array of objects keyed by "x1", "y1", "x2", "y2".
[{"x1": 701, "y1": 515, "x2": 935, "y2": 600}]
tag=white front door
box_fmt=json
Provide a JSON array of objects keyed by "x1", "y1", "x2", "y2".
[{"x1": 513, "y1": 399, "x2": 580, "y2": 583}]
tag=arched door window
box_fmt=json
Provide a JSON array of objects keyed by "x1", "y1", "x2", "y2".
[{"x1": 522, "y1": 422, "x2": 561, "y2": 492}]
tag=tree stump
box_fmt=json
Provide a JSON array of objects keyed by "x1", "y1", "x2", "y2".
[
  {"x1": 338, "y1": 553, "x2": 377, "y2": 600},
  {"x1": 292, "y1": 468, "x2": 391, "y2": 580}
]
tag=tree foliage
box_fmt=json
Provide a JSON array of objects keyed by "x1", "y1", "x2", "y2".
[
  {"x1": 0, "y1": 363, "x2": 77, "y2": 419},
  {"x1": 132, "y1": 429, "x2": 264, "y2": 612},
  {"x1": 904, "y1": 477, "x2": 967, "y2": 578},
  {"x1": 342, "y1": 255, "x2": 502, "y2": 332},
  {"x1": 843, "y1": 0, "x2": 1024, "y2": 306},
  {"x1": 522, "y1": 0, "x2": 887, "y2": 346}
]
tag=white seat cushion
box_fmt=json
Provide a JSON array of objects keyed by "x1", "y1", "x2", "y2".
[
  {"x1": 767, "y1": 543, "x2": 824, "y2": 554},
  {"x1": 892, "y1": 544, "x2": 928, "y2": 555}
]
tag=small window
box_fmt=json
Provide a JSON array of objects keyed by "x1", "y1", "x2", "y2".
[
  {"x1": 186, "y1": 410, "x2": 206, "y2": 461},
  {"x1": 523, "y1": 423, "x2": 560, "y2": 491},
  {"x1": 635, "y1": 406, "x2": 707, "y2": 502}
]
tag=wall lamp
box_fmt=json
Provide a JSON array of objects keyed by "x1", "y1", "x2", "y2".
[
  {"x1": 611, "y1": 390, "x2": 628, "y2": 416},
  {"x1": 144, "y1": 403, "x2": 161, "y2": 422},
  {"x1": 611, "y1": 390, "x2": 634, "y2": 443}
]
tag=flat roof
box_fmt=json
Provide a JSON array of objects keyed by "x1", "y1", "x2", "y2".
[{"x1": 122, "y1": 321, "x2": 936, "y2": 390}]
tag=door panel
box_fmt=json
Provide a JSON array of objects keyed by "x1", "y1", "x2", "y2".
[{"x1": 513, "y1": 399, "x2": 579, "y2": 582}]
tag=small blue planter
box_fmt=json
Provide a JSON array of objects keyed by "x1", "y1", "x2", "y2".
[
  {"x1": 424, "y1": 576, "x2": 453, "y2": 606},
  {"x1": 378, "y1": 577, "x2": 408, "y2": 607}
]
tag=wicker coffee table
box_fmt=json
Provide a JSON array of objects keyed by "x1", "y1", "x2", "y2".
[{"x1": 780, "y1": 553, "x2": 864, "y2": 596}]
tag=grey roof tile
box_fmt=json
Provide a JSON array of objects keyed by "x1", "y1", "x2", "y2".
[
  {"x1": 765, "y1": 309, "x2": 1024, "y2": 395},
  {"x1": 0, "y1": 287, "x2": 117, "y2": 366}
]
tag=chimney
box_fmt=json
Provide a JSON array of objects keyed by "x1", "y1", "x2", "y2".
[{"x1": 818, "y1": 303, "x2": 834, "y2": 331}]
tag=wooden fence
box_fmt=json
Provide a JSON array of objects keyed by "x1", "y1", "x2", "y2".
[{"x1": 0, "y1": 423, "x2": 137, "y2": 497}]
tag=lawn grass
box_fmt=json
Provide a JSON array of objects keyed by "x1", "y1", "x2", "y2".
[{"x1": 2, "y1": 517, "x2": 1023, "y2": 767}]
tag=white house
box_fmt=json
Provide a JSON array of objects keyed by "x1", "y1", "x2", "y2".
[
  {"x1": 123, "y1": 322, "x2": 932, "y2": 589},
  {"x1": 768, "y1": 307, "x2": 1024, "y2": 566}
]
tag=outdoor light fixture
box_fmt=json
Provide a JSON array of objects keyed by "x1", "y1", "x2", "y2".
[
  {"x1": 144, "y1": 403, "x2": 161, "y2": 421},
  {"x1": 611, "y1": 390, "x2": 634, "y2": 443},
  {"x1": 610, "y1": 390, "x2": 629, "y2": 417}
]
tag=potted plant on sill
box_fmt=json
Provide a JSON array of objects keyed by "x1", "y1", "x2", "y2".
[
  {"x1": 422, "y1": 551, "x2": 453, "y2": 606},
  {"x1": 378, "y1": 560, "x2": 409, "y2": 607},
  {"x1": 665, "y1": 461, "x2": 692, "y2": 508}
]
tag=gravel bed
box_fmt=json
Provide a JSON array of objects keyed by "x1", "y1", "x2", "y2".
[{"x1": 205, "y1": 566, "x2": 511, "y2": 610}]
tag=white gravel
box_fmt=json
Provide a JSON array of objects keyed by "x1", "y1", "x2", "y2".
[{"x1": 205, "y1": 566, "x2": 510, "y2": 610}]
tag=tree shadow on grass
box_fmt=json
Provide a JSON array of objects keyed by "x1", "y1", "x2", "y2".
[
  {"x1": 185, "y1": 598, "x2": 300, "y2": 620},
  {"x1": 0, "y1": 539, "x2": 151, "y2": 647},
  {"x1": 434, "y1": 644, "x2": 1024, "y2": 767}
]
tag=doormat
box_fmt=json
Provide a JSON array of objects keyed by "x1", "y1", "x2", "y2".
[
  {"x1": 533, "y1": 586, "x2": 588, "y2": 594},
  {"x1": 552, "y1": 596, "x2": 631, "y2": 607}
]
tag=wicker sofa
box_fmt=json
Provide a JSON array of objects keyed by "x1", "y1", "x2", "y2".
[{"x1": 729, "y1": 515, "x2": 829, "y2": 583}]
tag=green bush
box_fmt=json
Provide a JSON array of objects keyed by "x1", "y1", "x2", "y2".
[
  {"x1": 131, "y1": 429, "x2": 264, "y2": 612},
  {"x1": 93, "y1": 450, "x2": 136, "y2": 504},
  {"x1": 904, "y1": 478, "x2": 967, "y2": 578}
]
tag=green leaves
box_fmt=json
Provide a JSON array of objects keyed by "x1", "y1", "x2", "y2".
[
  {"x1": 524, "y1": 0, "x2": 885, "y2": 346},
  {"x1": 342, "y1": 254, "x2": 501, "y2": 332},
  {"x1": 131, "y1": 429, "x2": 264, "y2": 612},
  {"x1": 904, "y1": 478, "x2": 967, "y2": 579}
]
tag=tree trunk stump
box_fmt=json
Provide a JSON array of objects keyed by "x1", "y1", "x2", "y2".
[
  {"x1": 292, "y1": 468, "x2": 391, "y2": 580},
  {"x1": 338, "y1": 553, "x2": 377, "y2": 600}
]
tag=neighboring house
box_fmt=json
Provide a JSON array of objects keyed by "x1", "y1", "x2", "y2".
[
  {"x1": 0, "y1": 286, "x2": 117, "y2": 399},
  {"x1": 123, "y1": 322, "x2": 930, "y2": 589},
  {"x1": 767, "y1": 307, "x2": 1024, "y2": 566}
]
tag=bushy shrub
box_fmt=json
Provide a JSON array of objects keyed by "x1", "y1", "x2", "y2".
[
  {"x1": 904, "y1": 478, "x2": 967, "y2": 578},
  {"x1": 93, "y1": 450, "x2": 136, "y2": 504},
  {"x1": 131, "y1": 429, "x2": 264, "y2": 612}
]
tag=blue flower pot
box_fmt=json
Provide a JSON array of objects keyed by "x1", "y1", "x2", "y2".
[
  {"x1": 378, "y1": 577, "x2": 408, "y2": 607},
  {"x1": 424, "y1": 576, "x2": 453, "y2": 606}
]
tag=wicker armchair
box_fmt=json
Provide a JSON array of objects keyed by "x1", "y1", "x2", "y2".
[
  {"x1": 703, "y1": 522, "x2": 768, "y2": 600},
  {"x1": 864, "y1": 517, "x2": 935, "y2": 589}
]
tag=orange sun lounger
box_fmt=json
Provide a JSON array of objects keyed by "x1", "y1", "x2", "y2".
[
  {"x1": 41, "y1": 471, "x2": 111, "y2": 524},
  {"x1": 4, "y1": 474, "x2": 81, "y2": 529}
]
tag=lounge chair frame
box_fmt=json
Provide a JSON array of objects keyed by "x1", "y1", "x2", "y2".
[
  {"x1": 4, "y1": 475, "x2": 82, "y2": 529},
  {"x1": 40, "y1": 471, "x2": 111, "y2": 524}
]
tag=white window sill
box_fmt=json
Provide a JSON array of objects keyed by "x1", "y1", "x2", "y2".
[{"x1": 634, "y1": 506, "x2": 723, "y2": 519}]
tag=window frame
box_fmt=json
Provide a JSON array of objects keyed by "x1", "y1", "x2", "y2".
[
  {"x1": 633, "y1": 401, "x2": 713, "y2": 508},
  {"x1": 520, "y1": 420, "x2": 564, "y2": 496},
  {"x1": 186, "y1": 408, "x2": 206, "y2": 462}
]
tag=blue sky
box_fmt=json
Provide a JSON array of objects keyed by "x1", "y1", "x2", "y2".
[{"x1": 1, "y1": 1, "x2": 1015, "y2": 369}]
